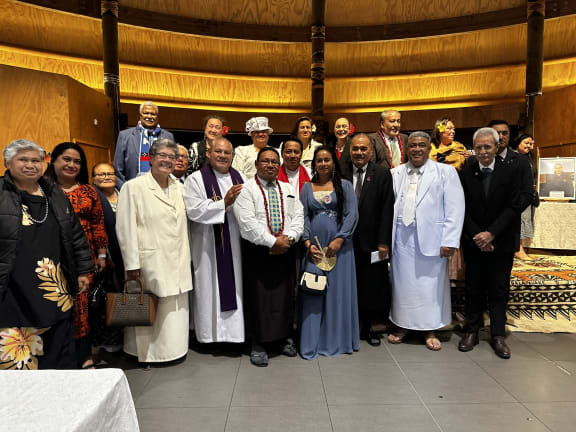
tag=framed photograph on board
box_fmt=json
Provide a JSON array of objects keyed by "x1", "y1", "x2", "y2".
[{"x1": 538, "y1": 157, "x2": 576, "y2": 200}]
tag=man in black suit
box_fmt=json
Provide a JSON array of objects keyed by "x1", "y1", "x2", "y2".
[
  {"x1": 458, "y1": 128, "x2": 531, "y2": 359},
  {"x1": 489, "y1": 120, "x2": 533, "y2": 211},
  {"x1": 342, "y1": 134, "x2": 394, "y2": 346}
]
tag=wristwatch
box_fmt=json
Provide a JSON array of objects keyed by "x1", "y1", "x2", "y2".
[{"x1": 287, "y1": 236, "x2": 296, "y2": 246}]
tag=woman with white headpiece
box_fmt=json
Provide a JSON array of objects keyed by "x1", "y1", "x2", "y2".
[{"x1": 232, "y1": 117, "x2": 274, "y2": 179}]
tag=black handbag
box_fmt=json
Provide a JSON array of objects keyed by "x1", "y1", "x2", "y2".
[
  {"x1": 300, "y1": 271, "x2": 328, "y2": 296},
  {"x1": 89, "y1": 270, "x2": 112, "y2": 345}
]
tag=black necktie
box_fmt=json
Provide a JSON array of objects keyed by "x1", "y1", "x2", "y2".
[
  {"x1": 481, "y1": 167, "x2": 492, "y2": 196},
  {"x1": 355, "y1": 168, "x2": 364, "y2": 199}
]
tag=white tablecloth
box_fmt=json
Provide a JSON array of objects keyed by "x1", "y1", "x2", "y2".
[
  {"x1": 531, "y1": 202, "x2": 576, "y2": 250},
  {"x1": 0, "y1": 369, "x2": 139, "y2": 432}
]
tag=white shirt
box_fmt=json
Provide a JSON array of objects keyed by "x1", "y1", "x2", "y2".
[
  {"x1": 498, "y1": 147, "x2": 508, "y2": 160},
  {"x1": 398, "y1": 161, "x2": 427, "y2": 220},
  {"x1": 479, "y1": 159, "x2": 496, "y2": 171},
  {"x1": 282, "y1": 165, "x2": 311, "y2": 199},
  {"x1": 233, "y1": 176, "x2": 304, "y2": 248},
  {"x1": 301, "y1": 140, "x2": 322, "y2": 170},
  {"x1": 232, "y1": 144, "x2": 260, "y2": 179},
  {"x1": 383, "y1": 133, "x2": 401, "y2": 167}
]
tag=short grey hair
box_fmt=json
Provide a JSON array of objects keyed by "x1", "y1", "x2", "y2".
[
  {"x1": 3, "y1": 139, "x2": 46, "y2": 165},
  {"x1": 408, "y1": 131, "x2": 431, "y2": 143},
  {"x1": 473, "y1": 127, "x2": 499, "y2": 146},
  {"x1": 380, "y1": 110, "x2": 401, "y2": 122},
  {"x1": 176, "y1": 144, "x2": 188, "y2": 154},
  {"x1": 139, "y1": 101, "x2": 159, "y2": 115},
  {"x1": 150, "y1": 138, "x2": 178, "y2": 157}
]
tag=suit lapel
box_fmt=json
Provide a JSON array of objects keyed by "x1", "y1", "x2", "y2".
[
  {"x1": 358, "y1": 162, "x2": 375, "y2": 207},
  {"x1": 146, "y1": 173, "x2": 176, "y2": 208},
  {"x1": 416, "y1": 161, "x2": 434, "y2": 206}
]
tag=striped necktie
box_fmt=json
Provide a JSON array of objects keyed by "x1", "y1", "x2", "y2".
[{"x1": 266, "y1": 182, "x2": 282, "y2": 235}]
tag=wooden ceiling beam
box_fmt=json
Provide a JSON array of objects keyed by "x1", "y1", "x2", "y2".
[{"x1": 17, "y1": 0, "x2": 576, "y2": 42}]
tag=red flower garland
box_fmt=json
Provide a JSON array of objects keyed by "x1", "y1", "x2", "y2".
[
  {"x1": 256, "y1": 178, "x2": 285, "y2": 237},
  {"x1": 378, "y1": 130, "x2": 404, "y2": 168}
]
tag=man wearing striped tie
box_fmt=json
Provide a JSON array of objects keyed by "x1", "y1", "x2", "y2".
[{"x1": 234, "y1": 146, "x2": 304, "y2": 367}]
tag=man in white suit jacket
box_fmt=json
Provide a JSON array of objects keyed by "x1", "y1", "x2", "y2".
[{"x1": 388, "y1": 131, "x2": 465, "y2": 351}]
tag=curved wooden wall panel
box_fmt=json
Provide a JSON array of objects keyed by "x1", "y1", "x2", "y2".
[
  {"x1": 324, "y1": 60, "x2": 576, "y2": 112},
  {"x1": 1, "y1": 1, "x2": 104, "y2": 59},
  {"x1": 118, "y1": 25, "x2": 310, "y2": 77},
  {"x1": 119, "y1": 0, "x2": 522, "y2": 27},
  {"x1": 325, "y1": 0, "x2": 523, "y2": 26},
  {"x1": 121, "y1": 0, "x2": 313, "y2": 26},
  {"x1": 326, "y1": 16, "x2": 576, "y2": 77}
]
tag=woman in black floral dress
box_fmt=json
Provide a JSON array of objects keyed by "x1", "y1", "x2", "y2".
[{"x1": 0, "y1": 139, "x2": 93, "y2": 369}]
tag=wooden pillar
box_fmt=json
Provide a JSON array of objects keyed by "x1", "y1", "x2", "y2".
[
  {"x1": 101, "y1": 0, "x2": 121, "y2": 142},
  {"x1": 525, "y1": 0, "x2": 545, "y2": 137},
  {"x1": 311, "y1": 0, "x2": 326, "y2": 121}
]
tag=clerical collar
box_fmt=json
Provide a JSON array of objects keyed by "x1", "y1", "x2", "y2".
[
  {"x1": 353, "y1": 163, "x2": 368, "y2": 174},
  {"x1": 479, "y1": 159, "x2": 495, "y2": 171},
  {"x1": 498, "y1": 147, "x2": 508, "y2": 160}
]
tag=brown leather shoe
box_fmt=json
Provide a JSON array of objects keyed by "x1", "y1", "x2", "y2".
[
  {"x1": 490, "y1": 336, "x2": 511, "y2": 359},
  {"x1": 458, "y1": 332, "x2": 479, "y2": 352}
]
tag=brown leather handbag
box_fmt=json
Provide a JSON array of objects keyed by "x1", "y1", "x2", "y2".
[{"x1": 106, "y1": 279, "x2": 159, "y2": 327}]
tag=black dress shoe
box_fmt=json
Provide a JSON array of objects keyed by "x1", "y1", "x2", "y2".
[
  {"x1": 458, "y1": 332, "x2": 479, "y2": 352},
  {"x1": 490, "y1": 336, "x2": 511, "y2": 359},
  {"x1": 366, "y1": 331, "x2": 381, "y2": 347}
]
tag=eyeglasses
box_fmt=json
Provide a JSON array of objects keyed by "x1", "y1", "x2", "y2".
[
  {"x1": 15, "y1": 157, "x2": 43, "y2": 165},
  {"x1": 259, "y1": 159, "x2": 280, "y2": 166},
  {"x1": 154, "y1": 153, "x2": 176, "y2": 160},
  {"x1": 93, "y1": 172, "x2": 116, "y2": 178}
]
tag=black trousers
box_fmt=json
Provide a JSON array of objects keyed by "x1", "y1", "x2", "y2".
[{"x1": 462, "y1": 245, "x2": 515, "y2": 337}]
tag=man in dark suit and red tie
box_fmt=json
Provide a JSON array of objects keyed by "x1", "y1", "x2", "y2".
[
  {"x1": 458, "y1": 127, "x2": 531, "y2": 359},
  {"x1": 342, "y1": 134, "x2": 394, "y2": 346}
]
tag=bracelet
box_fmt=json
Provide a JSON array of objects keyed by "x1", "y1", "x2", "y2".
[{"x1": 98, "y1": 254, "x2": 107, "y2": 259}]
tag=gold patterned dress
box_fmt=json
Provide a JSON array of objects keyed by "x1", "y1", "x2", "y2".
[
  {"x1": 430, "y1": 141, "x2": 468, "y2": 281},
  {"x1": 0, "y1": 193, "x2": 75, "y2": 369}
]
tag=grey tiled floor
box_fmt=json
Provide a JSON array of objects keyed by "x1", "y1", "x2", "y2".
[{"x1": 101, "y1": 331, "x2": 576, "y2": 432}]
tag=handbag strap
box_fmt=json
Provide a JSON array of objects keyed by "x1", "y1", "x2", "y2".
[{"x1": 122, "y1": 279, "x2": 145, "y2": 304}]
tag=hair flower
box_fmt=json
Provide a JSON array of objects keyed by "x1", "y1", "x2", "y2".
[
  {"x1": 222, "y1": 126, "x2": 230, "y2": 136},
  {"x1": 349, "y1": 123, "x2": 355, "y2": 134},
  {"x1": 311, "y1": 124, "x2": 317, "y2": 133},
  {"x1": 437, "y1": 123, "x2": 446, "y2": 133}
]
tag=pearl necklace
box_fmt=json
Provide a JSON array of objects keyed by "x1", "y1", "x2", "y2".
[{"x1": 26, "y1": 185, "x2": 49, "y2": 224}]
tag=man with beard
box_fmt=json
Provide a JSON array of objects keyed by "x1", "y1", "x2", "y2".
[
  {"x1": 388, "y1": 132, "x2": 464, "y2": 351},
  {"x1": 341, "y1": 134, "x2": 394, "y2": 346},
  {"x1": 183, "y1": 138, "x2": 245, "y2": 346},
  {"x1": 368, "y1": 110, "x2": 409, "y2": 169},
  {"x1": 234, "y1": 147, "x2": 304, "y2": 366},
  {"x1": 232, "y1": 117, "x2": 274, "y2": 179},
  {"x1": 114, "y1": 101, "x2": 175, "y2": 188}
]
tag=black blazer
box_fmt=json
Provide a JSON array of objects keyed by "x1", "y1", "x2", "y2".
[
  {"x1": 459, "y1": 156, "x2": 528, "y2": 253},
  {"x1": 342, "y1": 162, "x2": 394, "y2": 254}
]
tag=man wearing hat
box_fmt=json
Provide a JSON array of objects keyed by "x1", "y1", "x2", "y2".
[{"x1": 232, "y1": 117, "x2": 274, "y2": 179}]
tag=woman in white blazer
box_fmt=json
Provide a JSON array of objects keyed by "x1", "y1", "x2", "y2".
[{"x1": 116, "y1": 138, "x2": 193, "y2": 365}]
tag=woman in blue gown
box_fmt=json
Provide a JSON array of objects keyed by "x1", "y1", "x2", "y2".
[{"x1": 299, "y1": 145, "x2": 360, "y2": 359}]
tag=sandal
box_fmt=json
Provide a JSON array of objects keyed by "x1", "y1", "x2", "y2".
[
  {"x1": 424, "y1": 332, "x2": 442, "y2": 351},
  {"x1": 387, "y1": 328, "x2": 408, "y2": 344}
]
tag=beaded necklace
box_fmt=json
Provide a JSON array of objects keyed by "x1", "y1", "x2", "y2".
[
  {"x1": 26, "y1": 185, "x2": 49, "y2": 224},
  {"x1": 256, "y1": 178, "x2": 285, "y2": 237},
  {"x1": 378, "y1": 130, "x2": 404, "y2": 168}
]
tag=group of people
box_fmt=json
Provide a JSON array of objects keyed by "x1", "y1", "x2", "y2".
[{"x1": 0, "y1": 101, "x2": 535, "y2": 370}]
